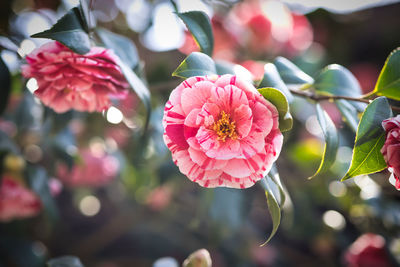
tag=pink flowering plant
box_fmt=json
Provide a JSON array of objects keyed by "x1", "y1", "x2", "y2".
[{"x1": 1, "y1": 0, "x2": 400, "y2": 266}]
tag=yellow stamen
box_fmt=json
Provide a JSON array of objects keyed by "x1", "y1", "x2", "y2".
[{"x1": 212, "y1": 111, "x2": 238, "y2": 142}]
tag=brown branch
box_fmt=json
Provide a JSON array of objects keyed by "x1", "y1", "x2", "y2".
[{"x1": 289, "y1": 88, "x2": 400, "y2": 112}]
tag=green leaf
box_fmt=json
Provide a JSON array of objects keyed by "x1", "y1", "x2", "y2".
[
  {"x1": 373, "y1": 48, "x2": 400, "y2": 100},
  {"x1": 114, "y1": 58, "x2": 151, "y2": 131},
  {"x1": 259, "y1": 63, "x2": 293, "y2": 103},
  {"x1": 268, "y1": 165, "x2": 286, "y2": 206},
  {"x1": 258, "y1": 87, "x2": 293, "y2": 132},
  {"x1": 177, "y1": 11, "x2": 214, "y2": 56},
  {"x1": 342, "y1": 97, "x2": 393, "y2": 180},
  {"x1": 172, "y1": 52, "x2": 217, "y2": 78},
  {"x1": 273, "y1": 57, "x2": 314, "y2": 85},
  {"x1": 259, "y1": 177, "x2": 281, "y2": 246},
  {"x1": 78, "y1": 0, "x2": 91, "y2": 31},
  {"x1": 309, "y1": 104, "x2": 339, "y2": 179},
  {"x1": 314, "y1": 64, "x2": 364, "y2": 110},
  {"x1": 31, "y1": 7, "x2": 90, "y2": 54},
  {"x1": 47, "y1": 256, "x2": 84, "y2": 267},
  {"x1": 0, "y1": 56, "x2": 11, "y2": 115},
  {"x1": 335, "y1": 99, "x2": 359, "y2": 133},
  {"x1": 96, "y1": 28, "x2": 139, "y2": 69}
]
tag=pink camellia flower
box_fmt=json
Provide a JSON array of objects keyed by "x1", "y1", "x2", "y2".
[
  {"x1": 57, "y1": 149, "x2": 119, "y2": 187},
  {"x1": 285, "y1": 14, "x2": 313, "y2": 56},
  {"x1": 22, "y1": 41, "x2": 129, "y2": 113},
  {"x1": 163, "y1": 74, "x2": 283, "y2": 188},
  {"x1": 381, "y1": 115, "x2": 400, "y2": 189},
  {"x1": 344, "y1": 233, "x2": 393, "y2": 267},
  {"x1": 0, "y1": 176, "x2": 41, "y2": 222}
]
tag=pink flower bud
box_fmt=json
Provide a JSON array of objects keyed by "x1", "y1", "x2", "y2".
[
  {"x1": 183, "y1": 249, "x2": 212, "y2": 267},
  {"x1": 381, "y1": 115, "x2": 400, "y2": 189}
]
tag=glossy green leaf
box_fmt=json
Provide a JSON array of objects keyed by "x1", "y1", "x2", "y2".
[
  {"x1": 373, "y1": 48, "x2": 400, "y2": 100},
  {"x1": 114, "y1": 57, "x2": 151, "y2": 130},
  {"x1": 47, "y1": 256, "x2": 84, "y2": 267},
  {"x1": 268, "y1": 165, "x2": 286, "y2": 206},
  {"x1": 314, "y1": 64, "x2": 364, "y2": 110},
  {"x1": 259, "y1": 63, "x2": 293, "y2": 103},
  {"x1": 309, "y1": 104, "x2": 339, "y2": 179},
  {"x1": 258, "y1": 87, "x2": 293, "y2": 132},
  {"x1": 172, "y1": 52, "x2": 217, "y2": 78},
  {"x1": 273, "y1": 57, "x2": 314, "y2": 85},
  {"x1": 177, "y1": 11, "x2": 214, "y2": 56},
  {"x1": 259, "y1": 177, "x2": 281, "y2": 246},
  {"x1": 342, "y1": 97, "x2": 392, "y2": 180},
  {"x1": 96, "y1": 28, "x2": 139, "y2": 69},
  {"x1": 78, "y1": 0, "x2": 91, "y2": 31},
  {"x1": 335, "y1": 99, "x2": 359, "y2": 133},
  {"x1": 0, "y1": 56, "x2": 11, "y2": 115},
  {"x1": 31, "y1": 7, "x2": 90, "y2": 54}
]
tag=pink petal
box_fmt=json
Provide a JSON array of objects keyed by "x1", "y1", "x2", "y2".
[
  {"x1": 197, "y1": 103, "x2": 220, "y2": 127},
  {"x1": 188, "y1": 147, "x2": 227, "y2": 170},
  {"x1": 223, "y1": 158, "x2": 254, "y2": 178},
  {"x1": 233, "y1": 104, "x2": 253, "y2": 138},
  {"x1": 205, "y1": 138, "x2": 241, "y2": 160},
  {"x1": 239, "y1": 131, "x2": 265, "y2": 158},
  {"x1": 210, "y1": 84, "x2": 249, "y2": 113},
  {"x1": 251, "y1": 101, "x2": 273, "y2": 135},
  {"x1": 181, "y1": 81, "x2": 214, "y2": 115},
  {"x1": 165, "y1": 124, "x2": 188, "y2": 150}
]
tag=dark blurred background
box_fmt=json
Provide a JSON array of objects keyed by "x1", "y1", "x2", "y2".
[{"x1": 1, "y1": 0, "x2": 400, "y2": 266}]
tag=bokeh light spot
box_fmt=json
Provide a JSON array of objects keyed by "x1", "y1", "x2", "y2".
[
  {"x1": 79, "y1": 195, "x2": 101, "y2": 216},
  {"x1": 323, "y1": 210, "x2": 346, "y2": 230}
]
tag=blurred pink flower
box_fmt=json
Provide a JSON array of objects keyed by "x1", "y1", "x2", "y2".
[
  {"x1": 163, "y1": 74, "x2": 282, "y2": 188},
  {"x1": 0, "y1": 176, "x2": 41, "y2": 222},
  {"x1": 381, "y1": 115, "x2": 400, "y2": 190},
  {"x1": 240, "y1": 60, "x2": 265, "y2": 81},
  {"x1": 233, "y1": 0, "x2": 312, "y2": 57},
  {"x1": 57, "y1": 149, "x2": 119, "y2": 187},
  {"x1": 344, "y1": 233, "x2": 393, "y2": 267},
  {"x1": 145, "y1": 185, "x2": 172, "y2": 211},
  {"x1": 22, "y1": 41, "x2": 129, "y2": 113},
  {"x1": 285, "y1": 14, "x2": 313, "y2": 56},
  {"x1": 232, "y1": 0, "x2": 282, "y2": 55}
]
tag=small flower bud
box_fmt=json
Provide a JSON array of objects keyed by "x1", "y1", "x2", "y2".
[{"x1": 182, "y1": 249, "x2": 212, "y2": 267}]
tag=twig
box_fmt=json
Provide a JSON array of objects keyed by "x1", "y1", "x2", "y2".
[{"x1": 289, "y1": 88, "x2": 400, "y2": 112}]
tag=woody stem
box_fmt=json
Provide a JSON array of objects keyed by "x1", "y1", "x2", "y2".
[{"x1": 288, "y1": 88, "x2": 400, "y2": 112}]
